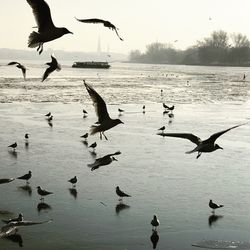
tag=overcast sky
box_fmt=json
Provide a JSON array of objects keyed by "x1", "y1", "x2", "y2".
[{"x1": 1, "y1": 0, "x2": 250, "y2": 54}]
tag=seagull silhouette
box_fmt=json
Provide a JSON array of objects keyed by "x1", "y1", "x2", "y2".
[
  {"x1": 116, "y1": 186, "x2": 131, "y2": 201},
  {"x1": 209, "y1": 199, "x2": 224, "y2": 213},
  {"x1": 45, "y1": 112, "x2": 51, "y2": 117},
  {"x1": 158, "y1": 126, "x2": 165, "y2": 132},
  {"x1": 25, "y1": 133, "x2": 29, "y2": 139},
  {"x1": 8, "y1": 142, "x2": 17, "y2": 151},
  {"x1": 81, "y1": 133, "x2": 88, "y2": 140},
  {"x1": 88, "y1": 142, "x2": 97, "y2": 151},
  {"x1": 17, "y1": 171, "x2": 32, "y2": 184},
  {"x1": 88, "y1": 151, "x2": 121, "y2": 171},
  {"x1": 26, "y1": 0, "x2": 73, "y2": 54},
  {"x1": 7, "y1": 62, "x2": 26, "y2": 80},
  {"x1": 68, "y1": 176, "x2": 77, "y2": 187},
  {"x1": 158, "y1": 123, "x2": 247, "y2": 158},
  {"x1": 36, "y1": 186, "x2": 53, "y2": 201},
  {"x1": 42, "y1": 55, "x2": 61, "y2": 82},
  {"x1": 75, "y1": 17, "x2": 123, "y2": 41},
  {"x1": 84, "y1": 81, "x2": 123, "y2": 140},
  {"x1": 151, "y1": 214, "x2": 160, "y2": 231}
]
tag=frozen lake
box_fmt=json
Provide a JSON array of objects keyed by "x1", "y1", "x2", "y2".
[{"x1": 0, "y1": 62, "x2": 250, "y2": 249}]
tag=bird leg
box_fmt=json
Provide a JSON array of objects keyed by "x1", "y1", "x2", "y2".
[
  {"x1": 196, "y1": 152, "x2": 202, "y2": 159},
  {"x1": 102, "y1": 132, "x2": 108, "y2": 140},
  {"x1": 38, "y1": 43, "x2": 43, "y2": 55},
  {"x1": 100, "y1": 132, "x2": 102, "y2": 140}
]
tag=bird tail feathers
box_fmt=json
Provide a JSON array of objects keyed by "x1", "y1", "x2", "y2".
[
  {"x1": 28, "y1": 31, "x2": 42, "y2": 48},
  {"x1": 90, "y1": 125, "x2": 101, "y2": 135}
]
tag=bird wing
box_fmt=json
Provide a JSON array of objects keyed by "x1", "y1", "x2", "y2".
[
  {"x1": 205, "y1": 123, "x2": 247, "y2": 144},
  {"x1": 50, "y1": 55, "x2": 61, "y2": 71},
  {"x1": 107, "y1": 151, "x2": 121, "y2": 157},
  {"x1": 26, "y1": 0, "x2": 55, "y2": 32},
  {"x1": 21, "y1": 67, "x2": 26, "y2": 79},
  {"x1": 75, "y1": 18, "x2": 105, "y2": 24},
  {"x1": 7, "y1": 62, "x2": 20, "y2": 66},
  {"x1": 84, "y1": 82, "x2": 110, "y2": 123},
  {"x1": 157, "y1": 133, "x2": 201, "y2": 145},
  {"x1": 42, "y1": 67, "x2": 53, "y2": 82}
]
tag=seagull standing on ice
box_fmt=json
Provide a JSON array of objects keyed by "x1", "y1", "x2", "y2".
[
  {"x1": 26, "y1": 0, "x2": 73, "y2": 54},
  {"x1": 84, "y1": 81, "x2": 123, "y2": 140},
  {"x1": 209, "y1": 199, "x2": 224, "y2": 213},
  {"x1": 116, "y1": 186, "x2": 131, "y2": 201}
]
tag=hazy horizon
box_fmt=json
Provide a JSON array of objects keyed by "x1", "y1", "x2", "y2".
[{"x1": 1, "y1": 0, "x2": 250, "y2": 54}]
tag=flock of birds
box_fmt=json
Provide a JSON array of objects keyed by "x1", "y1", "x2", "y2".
[{"x1": 1, "y1": 0, "x2": 249, "y2": 248}]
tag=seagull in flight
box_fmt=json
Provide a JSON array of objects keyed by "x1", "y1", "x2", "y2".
[
  {"x1": 42, "y1": 55, "x2": 61, "y2": 82},
  {"x1": 158, "y1": 123, "x2": 247, "y2": 159},
  {"x1": 75, "y1": 17, "x2": 123, "y2": 41},
  {"x1": 26, "y1": 0, "x2": 73, "y2": 54},
  {"x1": 8, "y1": 62, "x2": 27, "y2": 80},
  {"x1": 84, "y1": 81, "x2": 123, "y2": 140},
  {"x1": 88, "y1": 151, "x2": 121, "y2": 171}
]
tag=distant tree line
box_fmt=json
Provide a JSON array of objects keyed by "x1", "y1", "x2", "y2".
[{"x1": 129, "y1": 30, "x2": 250, "y2": 66}]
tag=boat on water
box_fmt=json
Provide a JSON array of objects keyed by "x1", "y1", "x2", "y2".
[{"x1": 72, "y1": 61, "x2": 111, "y2": 69}]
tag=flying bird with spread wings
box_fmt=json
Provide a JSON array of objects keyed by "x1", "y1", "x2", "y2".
[
  {"x1": 75, "y1": 17, "x2": 123, "y2": 41},
  {"x1": 42, "y1": 55, "x2": 61, "y2": 82},
  {"x1": 7, "y1": 62, "x2": 27, "y2": 80},
  {"x1": 158, "y1": 123, "x2": 247, "y2": 159},
  {"x1": 26, "y1": 0, "x2": 73, "y2": 54},
  {"x1": 84, "y1": 81, "x2": 123, "y2": 140}
]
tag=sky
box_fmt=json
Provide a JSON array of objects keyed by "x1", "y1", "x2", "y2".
[{"x1": 1, "y1": 0, "x2": 250, "y2": 55}]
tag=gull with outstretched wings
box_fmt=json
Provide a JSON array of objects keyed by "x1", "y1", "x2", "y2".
[
  {"x1": 8, "y1": 62, "x2": 27, "y2": 80},
  {"x1": 158, "y1": 123, "x2": 247, "y2": 158},
  {"x1": 42, "y1": 55, "x2": 61, "y2": 82},
  {"x1": 84, "y1": 81, "x2": 123, "y2": 140},
  {"x1": 75, "y1": 17, "x2": 123, "y2": 41},
  {"x1": 26, "y1": 0, "x2": 73, "y2": 54}
]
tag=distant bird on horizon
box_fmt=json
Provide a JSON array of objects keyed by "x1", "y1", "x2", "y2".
[
  {"x1": 116, "y1": 186, "x2": 131, "y2": 201},
  {"x1": 7, "y1": 62, "x2": 27, "y2": 80},
  {"x1": 151, "y1": 214, "x2": 160, "y2": 231},
  {"x1": 45, "y1": 112, "x2": 51, "y2": 117},
  {"x1": 25, "y1": 133, "x2": 29, "y2": 139},
  {"x1": 8, "y1": 142, "x2": 17, "y2": 151},
  {"x1": 143, "y1": 105, "x2": 145, "y2": 113},
  {"x1": 17, "y1": 171, "x2": 32, "y2": 184},
  {"x1": 42, "y1": 55, "x2": 61, "y2": 82},
  {"x1": 36, "y1": 186, "x2": 53, "y2": 201},
  {"x1": 164, "y1": 104, "x2": 175, "y2": 111},
  {"x1": 209, "y1": 199, "x2": 224, "y2": 213},
  {"x1": 75, "y1": 17, "x2": 123, "y2": 41},
  {"x1": 68, "y1": 176, "x2": 77, "y2": 187},
  {"x1": 84, "y1": 81, "x2": 123, "y2": 140},
  {"x1": 157, "y1": 123, "x2": 247, "y2": 159},
  {"x1": 88, "y1": 151, "x2": 121, "y2": 171},
  {"x1": 26, "y1": 0, "x2": 73, "y2": 54}
]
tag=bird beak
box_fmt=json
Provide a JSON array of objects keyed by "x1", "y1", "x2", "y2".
[
  {"x1": 69, "y1": 31, "x2": 73, "y2": 34},
  {"x1": 113, "y1": 157, "x2": 118, "y2": 161},
  {"x1": 219, "y1": 146, "x2": 223, "y2": 150}
]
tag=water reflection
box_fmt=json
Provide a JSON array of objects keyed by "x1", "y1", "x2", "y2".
[
  {"x1": 89, "y1": 151, "x2": 97, "y2": 158},
  {"x1": 37, "y1": 202, "x2": 52, "y2": 212},
  {"x1": 4, "y1": 233, "x2": 23, "y2": 247},
  {"x1": 18, "y1": 185, "x2": 32, "y2": 196},
  {"x1": 69, "y1": 188, "x2": 77, "y2": 199},
  {"x1": 150, "y1": 230, "x2": 159, "y2": 249},
  {"x1": 115, "y1": 202, "x2": 130, "y2": 214},
  {"x1": 25, "y1": 141, "x2": 29, "y2": 150},
  {"x1": 48, "y1": 121, "x2": 53, "y2": 128},
  {"x1": 81, "y1": 140, "x2": 88, "y2": 147},
  {"x1": 8, "y1": 151, "x2": 17, "y2": 159},
  {"x1": 208, "y1": 214, "x2": 223, "y2": 227}
]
